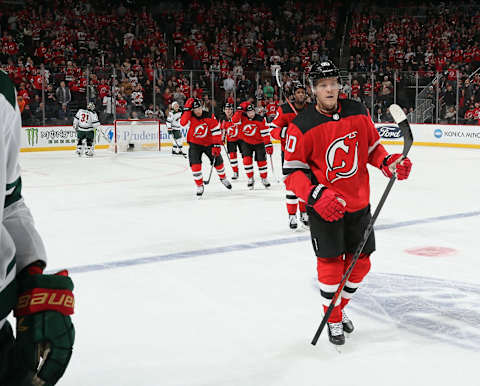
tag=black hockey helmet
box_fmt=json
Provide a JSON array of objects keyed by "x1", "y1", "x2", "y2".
[
  {"x1": 224, "y1": 97, "x2": 234, "y2": 109},
  {"x1": 292, "y1": 81, "x2": 306, "y2": 92},
  {"x1": 309, "y1": 60, "x2": 340, "y2": 84},
  {"x1": 192, "y1": 98, "x2": 202, "y2": 109},
  {"x1": 245, "y1": 104, "x2": 255, "y2": 112}
]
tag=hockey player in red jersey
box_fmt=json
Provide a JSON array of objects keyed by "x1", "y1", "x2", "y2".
[
  {"x1": 232, "y1": 102, "x2": 273, "y2": 189},
  {"x1": 221, "y1": 100, "x2": 242, "y2": 180},
  {"x1": 180, "y1": 97, "x2": 232, "y2": 196},
  {"x1": 283, "y1": 61, "x2": 412, "y2": 345},
  {"x1": 271, "y1": 81, "x2": 309, "y2": 229}
]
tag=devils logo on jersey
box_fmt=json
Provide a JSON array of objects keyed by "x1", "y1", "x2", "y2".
[
  {"x1": 325, "y1": 131, "x2": 359, "y2": 183},
  {"x1": 227, "y1": 124, "x2": 239, "y2": 138},
  {"x1": 243, "y1": 124, "x2": 257, "y2": 136},
  {"x1": 193, "y1": 123, "x2": 208, "y2": 138}
]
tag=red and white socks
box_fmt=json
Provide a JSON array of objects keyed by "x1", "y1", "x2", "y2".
[
  {"x1": 317, "y1": 254, "x2": 371, "y2": 323},
  {"x1": 191, "y1": 163, "x2": 203, "y2": 186},
  {"x1": 340, "y1": 253, "x2": 371, "y2": 309}
]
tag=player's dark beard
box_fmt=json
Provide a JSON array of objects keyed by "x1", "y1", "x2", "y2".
[{"x1": 294, "y1": 96, "x2": 306, "y2": 108}]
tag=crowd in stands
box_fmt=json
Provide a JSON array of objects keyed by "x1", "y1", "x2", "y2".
[
  {"x1": 0, "y1": 0, "x2": 340, "y2": 125},
  {"x1": 346, "y1": 2, "x2": 480, "y2": 123},
  {"x1": 1, "y1": 0, "x2": 479, "y2": 126}
]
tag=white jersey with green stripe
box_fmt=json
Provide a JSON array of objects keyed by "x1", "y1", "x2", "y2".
[
  {"x1": 0, "y1": 70, "x2": 47, "y2": 330},
  {"x1": 74, "y1": 108, "x2": 100, "y2": 131},
  {"x1": 166, "y1": 110, "x2": 183, "y2": 130}
]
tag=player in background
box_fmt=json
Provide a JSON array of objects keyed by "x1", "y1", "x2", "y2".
[
  {"x1": 0, "y1": 71, "x2": 75, "y2": 385},
  {"x1": 232, "y1": 102, "x2": 273, "y2": 189},
  {"x1": 222, "y1": 100, "x2": 242, "y2": 180},
  {"x1": 271, "y1": 81, "x2": 309, "y2": 229},
  {"x1": 166, "y1": 101, "x2": 186, "y2": 156},
  {"x1": 283, "y1": 61, "x2": 412, "y2": 345},
  {"x1": 265, "y1": 97, "x2": 279, "y2": 123},
  {"x1": 73, "y1": 102, "x2": 100, "y2": 157},
  {"x1": 180, "y1": 97, "x2": 232, "y2": 196}
]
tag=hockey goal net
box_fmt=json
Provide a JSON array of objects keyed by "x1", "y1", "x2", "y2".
[{"x1": 111, "y1": 119, "x2": 161, "y2": 153}]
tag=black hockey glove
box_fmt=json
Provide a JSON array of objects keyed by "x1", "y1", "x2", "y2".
[{"x1": 8, "y1": 264, "x2": 75, "y2": 386}]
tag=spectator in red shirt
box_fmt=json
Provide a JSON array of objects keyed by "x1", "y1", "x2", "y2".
[{"x1": 116, "y1": 94, "x2": 128, "y2": 119}]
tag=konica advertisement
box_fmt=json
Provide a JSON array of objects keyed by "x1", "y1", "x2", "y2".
[{"x1": 375, "y1": 123, "x2": 480, "y2": 149}]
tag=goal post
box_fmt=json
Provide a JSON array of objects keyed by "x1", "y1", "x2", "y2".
[{"x1": 112, "y1": 119, "x2": 161, "y2": 153}]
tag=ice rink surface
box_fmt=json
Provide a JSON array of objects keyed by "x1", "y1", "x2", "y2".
[{"x1": 11, "y1": 144, "x2": 480, "y2": 385}]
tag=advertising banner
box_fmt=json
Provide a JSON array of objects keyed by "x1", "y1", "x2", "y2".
[
  {"x1": 375, "y1": 123, "x2": 480, "y2": 149},
  {"x1": 21, "y1": 125, "x2": 114, "y2": 152},
  {"x1": 20, "y1": 123, "x2": 480, "y2": 152}
]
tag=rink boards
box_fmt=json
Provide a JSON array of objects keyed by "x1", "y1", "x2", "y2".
[{"x1": 19, "y1": 123, "x2": 480, "y2": 152}]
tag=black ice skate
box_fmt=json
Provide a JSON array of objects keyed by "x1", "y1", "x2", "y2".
[
  {"x1": 247, "y1": 177, "x2": 254, "y2": 190},
  {"x1": 299, "y1": 211, "x2": 309, "y2": 227},
  {"x1": 342, "y1": 310, "x2": 354, "y2": 333},
  {"x1": 289, "y1": 214, "x2": 298, "y2": 229},
  {"x1": 261, "y1": 178, "x2": 271, "y2": 188},
  {"x1": 196, "y1": 185, "x2": 204, "y2": 197},
  {"x1": 221, "y1": 178, "x2": 232, "y2": 189},
  {"x1": 232, "y1": 172, "x2": 239, "y2": 180},
  {"x1": 327, "y1": 322, "x2": 345, "y2": 345}
]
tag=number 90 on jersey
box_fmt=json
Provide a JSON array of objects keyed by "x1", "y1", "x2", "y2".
[{"x1": 285, "y1": 134, "x2": 297, "y2": 153}]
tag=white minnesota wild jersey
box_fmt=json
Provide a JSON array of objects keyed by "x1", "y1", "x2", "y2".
[
  {"x1": 74, "y1": 109, "x2": 100, "y2": 131},
  {"x1": 0, "y1": 70, "x2": 47, "y2": 330},
  {"x1": 166, "y1": 110, "x2": 183, "y2": 130}
]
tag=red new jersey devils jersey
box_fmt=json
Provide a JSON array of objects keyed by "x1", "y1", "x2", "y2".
[
  {"x1": 232, "y1": 112, "x2": 270, "y2": 145},
  {"x1": 283, "y1": 100, "x2": 388, "y2": 212},
  {"x1": 180, "y1": 110, "x2": 222, "y2": 147},
  {"x1": 222, "y1": 119, "x2": 241, "y2": 142},
  {"x1": 270, "y1": 102, "x2": 307, "y2": 151},
  {"x1": 266, "y1": 102, "x2": 278, "y2": 118}
]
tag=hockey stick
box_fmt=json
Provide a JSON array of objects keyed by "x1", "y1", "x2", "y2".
[
  {"x1": 221, "y1": 143, "x2": 234, "y2": 168},
  {"x1": 268, "y1": 153, "x2": 280, "y2": 183},
  {"x1": 310, "y1": 104, "x2": 413, "y2": 346},
  {"x1": 204, "y1": 156, "x2": 216, "y2": 185},
  {"x1": 275, "y1": 68, "x2": 298, "y2": 115}
]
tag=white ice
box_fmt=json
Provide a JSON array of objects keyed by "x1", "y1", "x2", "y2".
[{"x1": 11, "y1": 144, "x2": 480, "y2": 385}]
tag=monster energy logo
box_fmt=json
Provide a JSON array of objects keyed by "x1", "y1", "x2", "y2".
[{"x1": 25, "y1": 128, "x2": 39, "y2": 146}]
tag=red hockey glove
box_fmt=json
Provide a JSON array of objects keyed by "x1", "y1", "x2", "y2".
[
  {"x1": 184, "y1": 98, "x2": 194, "y2": 110},
  {"x1": 238, "y1": 101, "x2": 250, "y2": 111},
  {"x1": 265, "y1": 143, "x2": 273, "y2": 155},
  {"x1": 381, "y1": 154, "x2": 412, "y2": 180},
  {"x1": 308, "y1": 185, "x2": 346, "y2": 222},
  {"x1": 211, "y1": 144, "x2": 221, "y2": 157}
]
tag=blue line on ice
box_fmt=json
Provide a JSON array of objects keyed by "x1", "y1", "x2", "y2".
[
  {"x1": 61, "y1": 209, "x2": 480, "y2": 274},
  {"x1": 61, "y1": 209, "x2": 480, "y2": 352}
]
